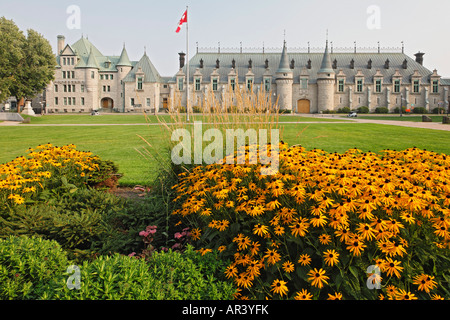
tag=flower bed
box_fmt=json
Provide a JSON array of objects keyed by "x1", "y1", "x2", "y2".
[{"x1": 172, "y1": 143, "x2": 450, "y2": 300}]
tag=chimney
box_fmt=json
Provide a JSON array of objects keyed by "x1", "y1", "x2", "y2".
[
  {"x1": 178, "y1": 52, "x2": 186, "y2": 69},
  {"x1": 414, "y1": 52, "x2": 424, "y2": 65},
  {"x1": 57, "y1": 35, "x2": 65, "y2": 55}
]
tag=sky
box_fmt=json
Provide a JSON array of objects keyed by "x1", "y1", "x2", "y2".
[{"x1": 1, "y1": 0, "x2": 450, "y2": 77}]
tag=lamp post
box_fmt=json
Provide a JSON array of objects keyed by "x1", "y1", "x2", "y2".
[{"x1": 400, "y1": 93, "x2": 403, "y2": 117}]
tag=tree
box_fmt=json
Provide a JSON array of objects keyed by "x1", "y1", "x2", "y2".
[{"x1": 0, "y1": 17, "x2": 55, "y2": 103}]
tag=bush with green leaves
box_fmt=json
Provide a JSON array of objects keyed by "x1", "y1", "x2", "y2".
[
  {"x1": 45, "y1": 247, "x2": 235, "y2": 300},
  {"x1": 0, "y1": 236, "x2": 69, "y2": 300},
  {"x1": 375, "y1": 106, "x2": 389, "y2": 114},
  {"x1": 412, "y1": 106, "x2": 428, "y2": 114}
]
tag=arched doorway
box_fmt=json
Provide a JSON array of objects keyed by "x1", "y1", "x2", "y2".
[
  {"x1": 101, "y1": 98, "x2": 114, "y2": 111},
  {"x1": 297, "y1": 99, "x2": 310, "y2": 113}
]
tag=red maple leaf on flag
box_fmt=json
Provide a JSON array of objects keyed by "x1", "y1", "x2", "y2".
[{"x1": 176, "y1": 10, "x2": 187, "y2": 33}]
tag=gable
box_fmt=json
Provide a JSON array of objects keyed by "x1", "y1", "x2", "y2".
[{"x1": 60, "y1": 44, "x2": 76, "y2": 56}]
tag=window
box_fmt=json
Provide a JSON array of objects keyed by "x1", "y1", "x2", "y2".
[
  {"x1": 62, "y1": 71, "x2": 66, "y2": 79},
  {"x1": 67, "y1": 71, "x2": 70, "y2": 79},
  {"x1": 300, "y1": 78, "x2": 308, "y2": 90},
  {"x1": 72, "y1": 71, "x2": 75, "y2": 78},
  {"x1": 64, "y1": 97, "x2": 67, "y2": 105},
  {"x1": 230, "y1": 78, "x2": 236, "y2": 91},
  {"x1": 81, "y1": 85, "x2": 85, "y2": 93},
  {"x1": 54, "y1": 85, "x2": 58, "y2": 92},
  {"x1": 63, "y1": 57, "x2": 66, "y2": 65},
  {"x1": 105, "y1": 75, "x2": 109, "y2": 80},
  {"x1": 110, "y1": 74, "x2": 114, "y2": 80},
  {"x1": 55, "y1": 97, "x2": 58, "y2": 105},
  {"x1": 68, "y1": 97, "x2": 72, "y2": 105},
  {"x1": 137, "y1": 77, "x2": 143, "y2": 90},
  {"x1": 177, "y1": 77, "x2": 183, "y2": 91},
  {"x1": 68, "y1": 85, "x2": 71, "y2": 93},
  {"x1": 63, "y1": 85, "x2": 67, "y2": 92},
  {"x1": 356, "y1": 79, "x2": 363, "y2": 93},
  {"x1": 375, "y1": 79, "x2": 382, "y2": 93},
  {"x1": 107, "y1": 85, "x2": 111, "y2": 92},
  {"x1": 131, "y1": 98, "x2": 135, "y2": 106},
  {"x1": 81, "y1": 97, "x2": 85, "y2": 106},
  {"x1": 247, "y1": 78, "x2": 254, "y2": 91},
  {"x1": 338, "y1": 79, "x2": 345, "y2": 92},
  {"x1": 72, "y1": 97, "x2": 76, "y2": 105},
  {"x1": 146, "y1": 98, "x2": 151, "y2": 107},
  {"x1": 71, "y1": 57, "x2": 74, "y2": 65},
  {"x1": 91, "y1": 71, "x2": 95, "y2": 79},
  {"x1": 195, "y1": 78, "x2": 201, "y2": 91},
  {"x1": 413, "y1": 80, "x2": 420, "y2": 93},
  {"x1": 100, "y1": 75, "x2": 104, "y2": 80},
  {"x1": 394, "y1": 79, "x2": 401, "y2": 93},
  {"x1": 433, "y1": 80, "x2": 439, "y2": 93},
  {"x1": 212, "y1": 78, "x2": 218, "y2": 91},
  {"x1": 72, "y1": 85, "x2": 75, "y2": 92},
  {"x1": 265, "y1": 78, "x2": 271, "y2": 92},
  {"x1": 103, "y1": 86, "x2": 106, "y2": 92}
]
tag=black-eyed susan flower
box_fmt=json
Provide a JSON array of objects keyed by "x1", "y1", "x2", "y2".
[
  {"x1": 413, "y1": 274, "x2": 437, "y2": 293},
  {"x1": 271, "y1": 279, "x2": 288, "y2": 297},
  {"x1": 294, "y1": 289, "x2": 313, "y2": 300},
  {"x1": 298, "y1": 254, "x2": 311, "y2": 266},
  {"x1": 384, "y1": 257, "x2": 403, "y2": 278},
  {"x1": 307, "y1": 268, "x2": 329, "y2": 289},
  {"x1": 282, "y1": 261, "x2": 295, "y2": 273},
  {"x1": 323, "y1": 249, "x2": 339, "y2": 267}
]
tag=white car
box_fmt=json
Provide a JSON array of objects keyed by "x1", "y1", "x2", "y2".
[{"x1": 347, "y1": 112, "x2": 358, "y2": 117}]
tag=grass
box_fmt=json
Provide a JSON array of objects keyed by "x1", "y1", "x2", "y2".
[
  {"x1": 356, "y1": 115, "x2": 449, "y2": 122},
  {"x1": 1, "y1": 121, "x2": 449, "y2": 186},
  {"x1": 20, "y1": 114, "x2": 348, "y2": 125}
]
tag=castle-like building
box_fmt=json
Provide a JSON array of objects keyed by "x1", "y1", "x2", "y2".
[{"x1": 44, "y1": 35, "x2": 450, "y2": 114}]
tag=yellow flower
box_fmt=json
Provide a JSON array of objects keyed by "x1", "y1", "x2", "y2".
[
  {"x1": 413, "y1": 274, "x2": 437, "y2": 293},
  {"x1": 323, "y1": 249, "x2": 339, "y2": 267},
  {"x1": 327, "y1": 292, "x2": 343, "y2": 300},
  {"x1": 271, "y1": 279, "x2": 288, "y2": 297},
  {"x1": 264, "y1": 248, "x2": 281, "y2": 265},
  {"x1": 298, "y1": 254, "x2": 311, "y2": 266},
  {"x1": 307, "y1": 268, "x2": 329, "y2": 289},
  {"x1": 282, "y1": 261, "x2": 295, "y2": 273},
  {"x1": 294, "y1": 289, "x2": 313, "y2": 300},
  {"x1": 253, "y1": 223, "x2": 269, "y2": 237}
]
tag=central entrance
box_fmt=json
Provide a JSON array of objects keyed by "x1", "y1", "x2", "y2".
[
  {"x1": 101, "y1": 98, "x2": 114, "y2": 111},
  {"x1": 297, "y1": 99, "x2": 310, "y2": 113}
]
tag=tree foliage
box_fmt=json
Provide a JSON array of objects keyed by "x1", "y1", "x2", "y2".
[{"x1": 0, "y1": 17, "x2": 55, "y2": 102}]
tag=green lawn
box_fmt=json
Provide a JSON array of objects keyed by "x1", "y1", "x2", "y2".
[
  {"x1": 20, "y1": 114, "x2": 347, "y2": 125},
  {"x1": 357, "y1": 115, "x2": 448, "y2": 122},
  {"x1": 1, "y1": 120, "x2": 449, "y2": 186}
]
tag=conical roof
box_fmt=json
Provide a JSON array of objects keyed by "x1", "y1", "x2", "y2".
[
  {"x1": 318, "y1": 41, "x2": 334, "y2": 74},
  {"x1": 277, "y1": 41, "x2": 291, "y2": 74},
  {"x1": 117, "y1": 45, "x2": 132, "y2": 67},
  {"x1": 122, "y1": 51, "x2": 162, "y2": 83},
  {"x1": 83, "y1": 47, "x2": 100, "y2": 69}
]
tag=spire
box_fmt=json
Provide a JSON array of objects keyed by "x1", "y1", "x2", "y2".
[
  {"x1": 318, "y1": 39, "x2": 334, "y2": 74},
  {"x1": 277, "y1": 41, "x2": 291, "y2": 74},
  {"x1": 85, "y1": 47, "x2": 100, "y2": 69},
  {"x1": 117, "y1": 45, "x2": 132, "y2": 67}
]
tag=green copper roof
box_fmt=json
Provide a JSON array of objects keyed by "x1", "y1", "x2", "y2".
[
  {"x1": 83, "y1": 47, "x2": 100, "y2": 69},
  {"x1": 318, "y1": 41, "x2": 334, "y2": 74},
  {"x1": 117, "y1": 46, "x2": 132, "y2": 67},
  {"x1": 277, "y1": 41, "x2": 291, "y2": 74},
  {"x1": 123, "y1": 52, "x2": 162, "y2": 83}
]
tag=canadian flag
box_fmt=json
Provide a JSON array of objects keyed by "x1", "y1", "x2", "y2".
[{"x1": 175, "y1": 10, "x2": 187, "y2": 33}]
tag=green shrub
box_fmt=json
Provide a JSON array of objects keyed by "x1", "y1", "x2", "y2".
[
  {"x1": 0, "y1": 236, "x2": 69, "y2": 300},
  {"x1": 413, "y1": 107, "x2": 428, "y2": 114},
  {"x1": 393, "y1": 106, "x2": 407, "y2": 114},
  {"x1": 432, "y1": 107, "x2": 446, "y2": 114},
  {"x1": 0, "y1": 188, "x2": 124, "y2": 259},
  {"x1": 357, "y1": 106, "x2": 369, "y2": 114},
  {"x1": 337, "y1": 107, "x2": 351, "y2": 114},
  {"x1": 322, "y1": 109, "x2": 336, "y2": 114},
  {"x1": 375, "y1": 106, "x2": 389, "y2": 114},
  {"x1": 45, "y1": 249, "x2": 235, "y2": 300}
]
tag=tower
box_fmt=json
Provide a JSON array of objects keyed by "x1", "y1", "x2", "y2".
[
  {"x1": 116, "y1": 45, "x2": 133, "y2": 111},
  {"x1": 275, "y1": 41, "x2": 293, "y2": 111},
  {"x1": 84, "y1": 47, "x2": 100, "y2": 111},
  {"x1": 317, "y1": 40, "x2": 335, "y2": 112}
]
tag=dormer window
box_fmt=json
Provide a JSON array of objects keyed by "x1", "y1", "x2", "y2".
[
  {"x1": 212, "y1": 77, "x2": 218, "y2": 91},
  {"x1": 394, "y1": 79, "x2": 401, "y2": 93},
  {"x1": 137, "y1": 77, "x2": 143, "y2": 90},
  {"x1": 264, "y1": 77, "x2": 271, "y2": 92},
  {"x1": 432, "y1": 80, "x2": 439, "y2": 93},
  {"x1": 177, "y1": 77, "x2": 184, "y2": 91},
  {"x1": 338, "y1": 79, "x2": 345, "y2": 92},
  {"x1": 246, "y1": 77, "x2": 254, "y2": 91},
  {"x1": 195, "y1": 78, "x2": 201, "y2": 91},
  {"x1": 413, "y1": 80, "x2": 420, "y2": 93},
  {"x1": 375, "y1": 79, "x2": 382, "y2": 93},
  {"x1": 356, "y1": 79, "x2": 363, "y2": 93},
  {"x1": 300, "y1": 78, "x2": 308, "y2": 90}
]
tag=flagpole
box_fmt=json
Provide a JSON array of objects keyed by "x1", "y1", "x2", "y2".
[{"x1": 186, "y1": 5, "x2": 190, "y2": 122}]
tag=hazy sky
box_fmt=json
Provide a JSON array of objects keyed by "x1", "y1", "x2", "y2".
[{"x1": 1, "y1": 0, "x2": 450, "y2": 76}]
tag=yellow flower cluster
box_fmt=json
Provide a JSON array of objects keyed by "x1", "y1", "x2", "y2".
[
  {"x1": 172, "y1": 143, "x2": 450, "y2": 300},
  {"x1": 0, "y1": 144, "x2": 99, "y2": 206}
]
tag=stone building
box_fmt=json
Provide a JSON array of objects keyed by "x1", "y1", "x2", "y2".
[{"x1": 43, "y1": 35, "x2": 450, "y2": 114}]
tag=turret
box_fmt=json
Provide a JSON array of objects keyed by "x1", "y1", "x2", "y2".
[
  {"x1": 117, "y1": 45, "x2": 133, "y2": 111},
  {"x1": 317, "y1": 40, "x2": 335, "y2": 112},
  {"x1": 275, "y1": 41, "x2": 293, "y2": 111},
  {"x1": 84, "y1": 47, "x2": 100, "y2": 111}
]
